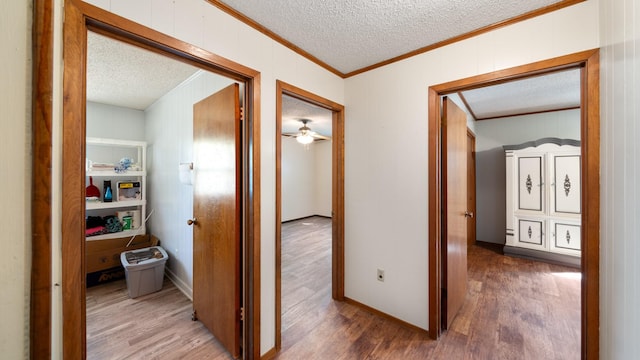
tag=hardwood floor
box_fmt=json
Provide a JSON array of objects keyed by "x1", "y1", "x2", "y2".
[
  {"x1": 276, "y1": 217, "x2": 580, "y2": 359},
  {"x1": 86, "y1": 278, "x2": 233, "y2": 359},
  {"x1": 87, "y1": 216, "x2": 580, "y2": 359}
]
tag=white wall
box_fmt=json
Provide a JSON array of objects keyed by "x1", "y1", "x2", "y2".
[
  {"x1": 474, "y1": 110, "x2": 580, "y2": 244},
  {"x1": 0, "y1": 0, "x2": 30, "y2": 358},
  {"x1": 145, "y1": 71, "x2": 235, "y2": 297},
  {"x1": 86, "y1": 101, "x2": 146, "y2": 141},
  {"x1": 281, "y1": 137, "x2": 332, "y2": 221},
  {"x1": 281, "y1": 137, "x2": 317, "y2": 221},
  {"x1": 344, "y1": 1, "x2": 599, "y2": 330},
  {"x1": 599, "y1": 0, "x2": 640, "y2": 358},
  {"x1": 314, "y1": 140, "x2": 332, "y2": 217}
]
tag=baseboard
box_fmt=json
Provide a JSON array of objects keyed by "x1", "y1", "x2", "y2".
[
  {"x1": 503, "y1": 245, "x2": 580, "y2": 268},
  {"x1": 165, "y1": 267, "x2": 193, "y2": 300},
  {"x1": 343, "y1": 297, "x2": 429, "y2": 334},
  {"x1": 474, "y1": 240, "x2": 505, "y2": 253},
  {"x1": 281, "y1": 214, "x2": 332, "y2": 223}
]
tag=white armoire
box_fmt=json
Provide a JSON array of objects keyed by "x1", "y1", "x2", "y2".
[{"x1": 503, "y1": 138, "x2": 581, "y2": 267}]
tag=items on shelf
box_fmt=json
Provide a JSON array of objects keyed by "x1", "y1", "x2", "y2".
[
  {"x1": 103, "y1": 180, "x2": 113, "y2": 202},
  {"x1": 85, "y1": 137, "x2": 147, "y2": 242},
  {"x1": 86, "y1": 215, "x2": 125, "y2": 237},
  {"x1": 86, "y1": 176, "x2": 100, "y2": 199},
  {"x1": 117, "y1": 181, "x2": 141, "y2": 201}
]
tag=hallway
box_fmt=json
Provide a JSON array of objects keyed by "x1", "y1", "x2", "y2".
[{"x1": 86, "y1": 216, "x2": 580, "y2": 359}]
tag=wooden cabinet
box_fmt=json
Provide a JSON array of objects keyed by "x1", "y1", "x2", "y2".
[{"x1": 504, "y1": 138, "x2": 581, "y2": 267}]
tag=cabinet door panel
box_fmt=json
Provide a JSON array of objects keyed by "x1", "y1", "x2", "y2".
[
  {"x1": 518, "y1": 219, "x2": 544, "y2": 246},
  {"x1": 552, "y1": 222, "x2": 581, "y2": 252},
  {"x1": 553, "y1": 155, "x2": 581, "y2": 214},
  {"x1": 518, "y1": 156, "x2": 543, "y2": 212}
]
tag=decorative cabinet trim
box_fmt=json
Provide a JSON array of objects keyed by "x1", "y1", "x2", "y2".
[{"x1": 503, "y1": 137, "x2": 580, "y2": 151}]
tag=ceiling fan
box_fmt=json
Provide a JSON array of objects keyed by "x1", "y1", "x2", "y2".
[{"x1": 283, "y1": 119, "x2": 330, "y2": 144}]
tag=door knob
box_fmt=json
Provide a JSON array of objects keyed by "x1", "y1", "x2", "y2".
[
  {"x1": 464, "y1": 211, "x2": 474, "y2": 218},
  {"x1": 187, "y1": 218, "x2": 197, "y2": 226}
]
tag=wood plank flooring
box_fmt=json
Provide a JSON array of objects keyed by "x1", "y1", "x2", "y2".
[
  {"x1": 86, "y1": 278, "x2": 233, "y2": 359},
  {"x1": 87, "y1": 216, "x2": 580, "y2": 359}
]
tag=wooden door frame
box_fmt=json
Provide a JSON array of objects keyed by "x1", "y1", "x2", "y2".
[
  {"x1": 274, "y1": 80, "x2": 345, "y2": 351},
  {"x1": 32, "y1": 1, "x2": 262, "y2": 358},
  {"x1": 467, "y1": 128, "x2": 476, "y2": 247},
  {"x1": 428, "y1": 49, "x2": 600, "y2": 360}
]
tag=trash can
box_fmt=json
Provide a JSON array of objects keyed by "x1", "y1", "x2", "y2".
[{"x1": 120, "y1": 246, "x2": 168, "y2": 298}]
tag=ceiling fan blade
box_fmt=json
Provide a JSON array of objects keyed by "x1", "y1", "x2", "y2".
[{"x1": 312, "y1": 133, "x2": 331, "y2": 141}]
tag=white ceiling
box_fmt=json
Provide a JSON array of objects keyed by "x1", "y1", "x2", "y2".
[
  {"x1": 87, "y1": 32, "x2": 200, "y2": 110},
  {"x1": 216, "y1": 0, "x2": 568, "y2": 75},
  {"x1": 459, "y1": 69, "x2": 581, "y2": 120},
  {"x1": 86, "y1": 1, "x2": 581, "y2": 131},
  {"x1": 281, "y1": 95, "x2": 333, "y2": 137}
]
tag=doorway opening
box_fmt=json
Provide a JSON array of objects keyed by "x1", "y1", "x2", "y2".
[
  {"x1": 83, "y1": 30, "x2": 250, "y2": 359},
  {"x1": 275, "y1": 81, "x2": 345, "y2": 352},
  {"x1": 428, "y1": 49, "x2": 600, "y2": 358},
  {"x1": 54, "y1": 2, "x2": 261, "y2": 358}
]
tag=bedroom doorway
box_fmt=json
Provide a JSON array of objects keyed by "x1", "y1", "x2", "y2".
[
  {"x1": 428, "y1": 49, "x2": 600, "y2": 358},
  {"x1": 55, "y1": 2, "x2": 261, "y2": 358},
  {"x1": 275, "y1": 81, "x2": 345, "y2": 352}
]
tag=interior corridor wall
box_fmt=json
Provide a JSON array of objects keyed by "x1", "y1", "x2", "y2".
[
  {"x1": 0, "y1": 0, "x2": 30, "y2": 358},
  {"x1": 599, "y1": 0, "x2": 640, "y2": 358},
  {"x1": 344, "y1": 1, "x2": 599, "y2": 330}
]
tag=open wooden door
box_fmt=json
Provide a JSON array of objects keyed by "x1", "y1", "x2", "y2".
[
  {"x1": 192, "y1": 83, "x2": 241, "y2": 358},
  {"x1": 467, "y1": 129, "x2": 476, "y2": 247},
  {"x1": 442, "y1": 97, "x2": 468, "y2": 329}
]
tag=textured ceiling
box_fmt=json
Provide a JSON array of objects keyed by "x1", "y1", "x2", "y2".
[
  {"x1": 217, "y1": 0, "x2": 566, "y2": 74},
  {"x1": 282, "y1": 95, "x2": 333, "y2": 137},
  {"x1": 459, "y1": 69, "x2": 581, "y2": 120},
  {"x1": 87, "y1": 32, "x2": 200, "y2": 110},
  {"x1": 86, "y1": 1, "x2": 580, "y2": 125}
]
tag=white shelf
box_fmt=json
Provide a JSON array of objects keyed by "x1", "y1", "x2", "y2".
[
  {"x1": 86, "y1": 137, "x2": 148, "y2": 242},
  {"x1": 87, "y1": 137, "x2": 147, "y2": 148},
  {"x1": 86, "y1": 199, "x2": 146, "y2": 210},
  {"x1": 87, "y1": 170, "x2": 146, "y2": 177},
  {"x1": 86, "y1": 227, "x2": 146, "y2": 241}
]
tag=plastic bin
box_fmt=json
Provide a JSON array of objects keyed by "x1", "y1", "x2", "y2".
[{"x1": 120, "y1": 246, "x2": 168, "y2": 298}]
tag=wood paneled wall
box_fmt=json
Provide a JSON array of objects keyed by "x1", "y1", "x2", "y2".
[{"x1": 599, "y1": 0, "x2": 640, "y2": 358}]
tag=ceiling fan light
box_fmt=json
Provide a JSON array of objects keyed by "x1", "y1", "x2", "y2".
[{"x1": 296, "y1": 133, "x2": 314, "y2": 144}]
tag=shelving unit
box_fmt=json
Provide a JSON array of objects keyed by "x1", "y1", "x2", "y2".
[{"x1": 86, "y1": 137, "x2": 147, "y2": 242}]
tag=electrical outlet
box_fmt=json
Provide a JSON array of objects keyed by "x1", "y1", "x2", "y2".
[{"x1": 377, "y1": 269, "x2": 385, "y2": 282}]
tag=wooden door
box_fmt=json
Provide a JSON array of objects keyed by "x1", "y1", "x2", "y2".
[
  {"x1": 467, "y1": 130, "x2": 476, "y2": 247},
  {"x1": 442, "y1": 97, "x2": 468, "y2": 329},
  {"x1": 192, "y1": 83, "x2": 241, "y2": 358}
]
